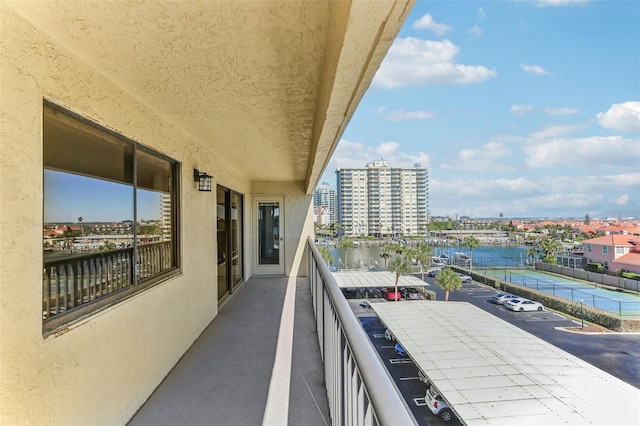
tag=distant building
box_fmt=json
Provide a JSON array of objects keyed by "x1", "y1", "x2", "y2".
[
  {"x1": 160, "y1": 193, "x2": 172, "y2": 240},
  {"x1": 313, "y1": 182, "x2": 337, "y2": 225},
  {"x1": 336, "y1": 160, "x2": 429, "y2": 237},
  {"x1": 582, "y1": 234, "x2": 640, "y2": 274}
]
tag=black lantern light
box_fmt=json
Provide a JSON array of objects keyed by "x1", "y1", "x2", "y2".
[{"x1": 194, "y1": 168, "x2": 212, "y2": 192}]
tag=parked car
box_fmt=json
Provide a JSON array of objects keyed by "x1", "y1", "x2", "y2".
[
  {"x1": 383, "y1": 287, "x2": 402, "y2": 301},
  {"x1": 427, "y1": 268, "x2": 441, "y2": 277},
  {"x1": 426, "y1": 383, "x2": 454, "y2": 422},
  {"x1": 357, "y1": 287, "x2": 382, "y2": 299},
  {"x1": 504, "y1": 298, "x2": 544, "y2": 312},
  {"x1": 384, "y1": 328, "x2": 395, "y2": 341},
  {"x1": 418, "y1": 369, "x2": 429, "y2": 384},
  {"x1": 342, "y1": 288, "x2": 357, "y2": 299},
  {"x1": 491, "y1": 292, "x2": 519, "y2": 304},
  {"x1": 456, "y1": 273, "x2": 472, "y2": 283},
  {"x1": 401, "y1": 287, "x2": 422, "y2": 300},
  {"x1": 394, "y1": 342, "x2": 408, "y2": 357}
]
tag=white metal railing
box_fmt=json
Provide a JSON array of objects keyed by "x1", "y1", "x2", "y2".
[{"x1": 307, "y1": 237, "x2": 415, "y2": 426}]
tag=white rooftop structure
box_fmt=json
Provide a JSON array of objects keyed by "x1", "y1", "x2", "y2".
[
  {"x1": 332, "y1": 271, "x2": 428, "y2": 289},
  {"x1": 372, "y1": 301, "x2": 640, "y2": 425}
]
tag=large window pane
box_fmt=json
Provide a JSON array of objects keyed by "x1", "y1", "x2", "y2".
[{"x1": 42, "y1": 102, "x2": 180, "y2": 333}]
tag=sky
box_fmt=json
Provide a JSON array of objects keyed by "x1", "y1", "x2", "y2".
[
  {"x1": 319, "y1": 0, "x2": 640, "y2": 220},
  {"x1": 44, "y1": 170, "x2": 161, "y2": 223}
]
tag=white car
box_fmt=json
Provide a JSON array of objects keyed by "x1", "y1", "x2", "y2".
[
  {"x1": 384, "y1": 328, "x2": 395, "y2": 341},
  {"x1": 491, "y1": 292, "x2": 519, "y2": 304},
  {"x1": 457, "y1": 273, "x2": 472, "y2": 283},
  {"x1": 504, "y1": 298, "x2": 544, "y2": 312},
  {"x1": 427, "y1": 268, "x2": 441, "y2": 277},
  {"x1": 426, "y1": 383, "x2": 454, "y2": 422}
]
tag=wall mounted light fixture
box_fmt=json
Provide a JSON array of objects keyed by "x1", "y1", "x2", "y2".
[{"x1": 194, "y1": 169, "x2": 212, "y2": 192}]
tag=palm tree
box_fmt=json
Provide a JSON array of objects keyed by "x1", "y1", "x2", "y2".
[
  {"x1": 462, "y1": 235, "x2": 479, "y2": 270},
  {"x1": 434, "y1": 268, "x2": 462, "y2": 301},
  {"x1": 318, "y1": 246, "x2": 333, "y2": 266},
  {"x1": 499, "y1": 212, "x2": 504, "y2": 231},
  {"x1": 78, "y1": 216, "x2": 84, "y2": 236},
  {"x1": 379, "y1": 241, "x2": 393, "y2": 268},
  {"x1": 388, "y1": 253, "x2": 412, "y2": 301},
  {"x1": 538, "y1": 238, "x2": 562, "y2": 264},
  {"x1": 339, "y1": 237, "x2": 354, "y2": 270},
  {"x1": 526, "y1": 246, "x2": 538, "y2": 266},
  {"x1": 413, "y1": 243, "x2": 433, "y2": 281}
]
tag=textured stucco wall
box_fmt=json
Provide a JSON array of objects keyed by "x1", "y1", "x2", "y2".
[{"x1": 0, "y1": 7, "x2": 257, "y2": 425}]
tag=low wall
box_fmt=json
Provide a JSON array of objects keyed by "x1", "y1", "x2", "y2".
[{"x1": 536, "y1": 263, "x2": 640, "y2": 293}]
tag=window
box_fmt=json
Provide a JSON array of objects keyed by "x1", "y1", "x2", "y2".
[
  {"x1": 603, "y1": 246, "x2": 608, "y2": 255},
  {"x1": 615, "y1": 247, "x2": 625, "y2": 255},
  {"x1": 587, "y1": 244, "x2": 592, "y2": 253},
  {"x1": 42, "y1": 102, "x2": 180, "y2": 334}
]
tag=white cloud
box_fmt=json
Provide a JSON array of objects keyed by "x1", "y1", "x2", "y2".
[
  {"x1": 328, "y1": 139, "x2": 432, "y2": 173},
  {"x1": 609, "y1": 194, "x2": 630, "y2": 206},
  {"x1": 596, "y1": 101, "x2": 640, "y2": 133},
  {"x1": 510, "y1": 104, "x2": 534, "y2": 115},
  {"x1": 441, "y1": 142, "x2": 513, "y2": 172},
  {"x1": 383, "y1": 109, "x2": 436, "y2": 122},
  {"x1": 520, "y1": 63, "x2": 549, "y2": 75},
  {"x1": 544, "y1": 107, "x2": 580, "y2": 115},
  {"x1": 530, "y1": 0, "x2": 590, "y2": 7},
  {"x1": 524, "y1": 136, "x2": 640, "y2": 169},
  {"x1": 529, "y1": 123, "x2": 586, "y2": 139},
  {"x1": 412, "y1": 14, "x2": 451, "y2": 36},
  {"x1": 477, "y1": 7, "x2": 486, "y2": 18},
  {"x1": 430, "y1": 173, "x2": 637, "y2": 218},
  {"x1": 469, "y1": 25, "x2": 484, "y2": 36},
  {"x1": 372, "y1": 37, "x2": 497, "y2": 89}
]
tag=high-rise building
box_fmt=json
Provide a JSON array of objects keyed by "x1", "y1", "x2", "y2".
[
  {"x1": 313, "y1": 182, "x2": 337, "y2": 225},
  {"x1": 336, "y1": 161, "x2": 429, "y2": 237}
]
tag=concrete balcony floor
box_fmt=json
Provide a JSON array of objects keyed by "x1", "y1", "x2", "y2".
[{"x1": 128, "y1": 276, "x2": 330, "y2": 426}]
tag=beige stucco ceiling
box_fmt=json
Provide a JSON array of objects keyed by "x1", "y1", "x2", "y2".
[{"x1": 7, "y1": 0, "x2": 413, "y2": 193}]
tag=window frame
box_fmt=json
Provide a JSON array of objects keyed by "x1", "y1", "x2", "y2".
[{"x1": 42, "y1": 101, "x2": 181, "y2": 336}]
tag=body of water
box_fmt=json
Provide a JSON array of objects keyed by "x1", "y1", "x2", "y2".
[{"x1": 328, "y1": 243, "x2": 530, "y2": 270}]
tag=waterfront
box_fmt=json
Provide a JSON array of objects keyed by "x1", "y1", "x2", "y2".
[{"x1": 328, "y1": 243, "x2": 530, "y2": 270}]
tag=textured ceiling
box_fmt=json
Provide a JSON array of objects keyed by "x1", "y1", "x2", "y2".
[{"x1": 8, "y1": 0, "x2": 412, "y2": 193}]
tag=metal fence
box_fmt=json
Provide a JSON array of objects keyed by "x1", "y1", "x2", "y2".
[
  {"x1": 307, "y1": 237, "x2": 415, "y2": 426},
  {"x1": 43, "y1": 241, "x2": 173, "y2": 323},
  {"x1": 499, "y1": 269, "x2": 640, "y2": 317}
]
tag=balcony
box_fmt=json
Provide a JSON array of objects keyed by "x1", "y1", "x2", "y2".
[{"x1": 128, "y1": 239, "x2": 414, "y2": 425}]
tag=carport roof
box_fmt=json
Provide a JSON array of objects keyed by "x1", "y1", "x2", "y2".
[
  {"x1": 372, "y1": 301, "x2": 640, "y2": 425},
  {"x1": 332, "y1": 271, "x2": 428, "y2": 289}
]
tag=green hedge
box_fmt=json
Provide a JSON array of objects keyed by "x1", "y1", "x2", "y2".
[
  {"x1": 457, "y1": 268, "x2": 640, "y2": 332},
  {"x1": 587, "y1": 262, "x2": 604, "y2": 273},
  {"x1": 424, "y1": 289, "x2": 437, "y2": 301}
]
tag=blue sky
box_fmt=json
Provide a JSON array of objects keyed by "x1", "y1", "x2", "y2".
[
  {"x1": 320, "y1": 0, "x2": 640, "y2": 220},
  {"x1": 44, "y1": 170, "x2": 161, "y2": 223}
]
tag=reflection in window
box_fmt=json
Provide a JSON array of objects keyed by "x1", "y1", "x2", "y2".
[{"x1": 42, "y1": 102, "x2": 180, "y2": 334}]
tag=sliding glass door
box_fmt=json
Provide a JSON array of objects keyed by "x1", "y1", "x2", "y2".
[{"x1": 217, "y1": 185, "x2": 244, "y2": 303}]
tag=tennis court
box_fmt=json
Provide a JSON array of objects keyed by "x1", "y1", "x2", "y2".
[{"x1": 480, "y1": 268, "x2": 640, "y2": 318}]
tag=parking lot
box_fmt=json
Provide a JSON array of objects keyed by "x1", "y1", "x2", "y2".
[
  {"x1": 359, "y1": 315, "x2": 461, "y2": 426},
  {"x1": 348, "y1": 275, "x2": 640, "y2": 424}
]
